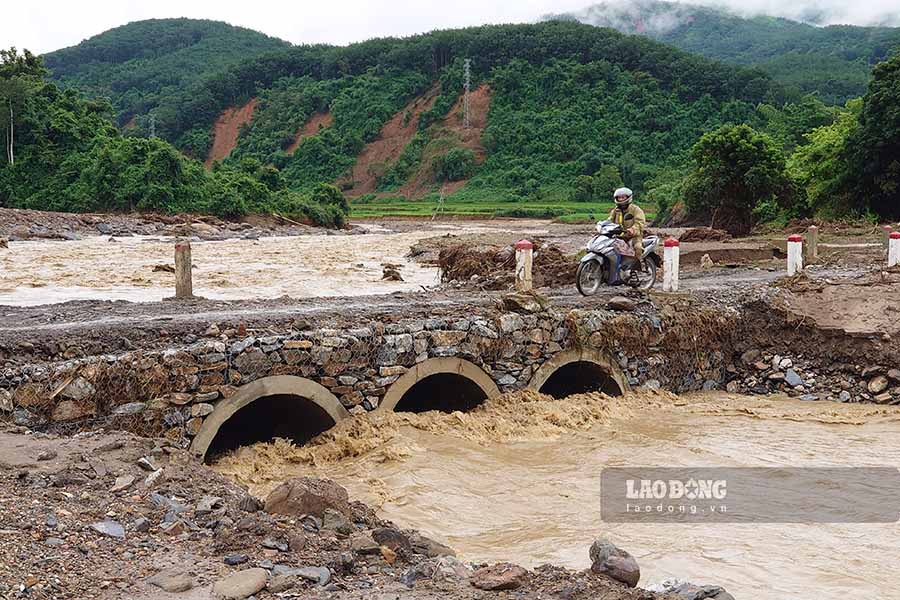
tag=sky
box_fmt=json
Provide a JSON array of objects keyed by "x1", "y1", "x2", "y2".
[{"x1": 6, "y1": 0, "x2": 899, "y2": 55}]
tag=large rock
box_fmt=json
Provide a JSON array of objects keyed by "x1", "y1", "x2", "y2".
[
  {"x1": 589, "y1": 539, "x2": 640, "y2": 587},
  {"x1": 471, "y1": 562, "x2": 528, "y2": 590},
  {"x1": 264, "y1": 477, "x2": 350, "y2": 518},
  {"x1": 372, "y1": 527, "x2": 412, "y2": 554},
  {"x1": 607, "y1": 296, "x2": 637, "y2": 312},
  {"x1": 60, "y1": 377, "x2": 95, "y2": 401},
  {"x1": 51, "y1": 400, "x2": 94, "y2": 422},
  {"x1": 868, "y1": 376, "x2": 889, "y2": 394},
  {"x1": 409, "y1": 532, "x2": 456, "y2": 557},
  {"x1": 147, "y1": 571, "x2": 194, "y2": 593},
  {"x1": 646, "y1": 579, "x2": 735, "y2": 600},
  {"x1": 212, "y1": 568, "x2": 267, "y2": 600}
]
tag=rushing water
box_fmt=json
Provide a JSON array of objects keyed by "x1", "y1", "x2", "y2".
[
  {"x1": 214, "y1": 392, "x2": 900, "y2": 599},
  {"x1": 0, "y1": 221, "x2": 554, "y2": 306}
]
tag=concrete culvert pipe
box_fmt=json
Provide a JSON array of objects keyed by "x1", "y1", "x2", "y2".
[
  {"x1": 529, "y1": 349, "x2": 628, "y2": 398},
  {"x1": 191, "y1": 376, "x2": 349, "y2": 461},
  {"x1": 378, "y1": 358, "x2": 500, "y2": 414}
]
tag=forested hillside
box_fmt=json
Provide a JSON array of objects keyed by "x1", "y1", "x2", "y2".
[
  {"x1": 552, "y1": 0, "x2": 900, "y2": 104},
  {"x1": 43, "y1": 19, "x2": 290, "y2": 126}
]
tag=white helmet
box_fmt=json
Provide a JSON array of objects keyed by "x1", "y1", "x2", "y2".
[{"x1": 613, "y1": 187, "x2": 633, "y2": 208}]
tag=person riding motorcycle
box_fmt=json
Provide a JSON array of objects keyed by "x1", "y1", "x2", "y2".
[{"x1": 606, "y1": 187, "x2": 646, "y2": 284}]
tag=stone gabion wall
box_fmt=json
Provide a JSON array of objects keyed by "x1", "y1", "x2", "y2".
[{"x1": 0, "y1": 304, "x2": 743, "y2": 446}]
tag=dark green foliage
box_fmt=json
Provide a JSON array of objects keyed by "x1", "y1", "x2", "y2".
[
  {"x1": 684, "y1": 124, "x2": 794, "y2": 234},
  {"x1": 43, "y1": 19, "x2": 289, "y2": 127},
  {"x1": 557, "y1": 1, "x2": 900, "y2": 104},
  {"x1": 0, "y1": 49, "x2": 347, "y2": 227},
  {"x1": 845, "y1": 54, "x2": 900, "y2": 219},
  {"x1": 434, "y1": 148, "x2": 476, "y2": 182}
]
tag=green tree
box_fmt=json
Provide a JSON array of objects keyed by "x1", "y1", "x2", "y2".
[
  {"x1": 788, "y1": 100, "x2": 860, "y2": 216},
  {"x1": 685, "y1": 124, "x2": 792, "y2": 234},
  {"x1": 592, "y1": 164, "x2": 623, "y2": 198},
  {"x1": 434, "y1": 147, "x2": 476, "y2": 182},
  {"x1": 845, "y1": 53, "x2": 900, "y2": 219}
]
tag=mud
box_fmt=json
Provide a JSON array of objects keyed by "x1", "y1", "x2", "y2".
[
  {"x1": 345, "y1": 86, "x2": 440, "y2": 197},
  {"x1": 214, "y1": 392, "x2": 900, "y2": 599},
  {"x1": 205, "y1": 98, "x2": 257, "y2": 167}
]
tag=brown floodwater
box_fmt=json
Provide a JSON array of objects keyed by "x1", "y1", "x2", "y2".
[
  {"x1": 214, "y1": 392, "x2": 900, "y2": 599},
  {"x1": 0, "y1": 221, "x2": 552, "y2": 306}
]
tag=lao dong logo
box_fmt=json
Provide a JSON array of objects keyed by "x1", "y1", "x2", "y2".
[{"x1": 626, "y1": 478, "x2": 727, "y2": 501}]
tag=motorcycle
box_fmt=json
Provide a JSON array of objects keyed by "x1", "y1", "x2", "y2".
[{"x1": 576, "y1": 220, "x2": 661, "y2": 295}]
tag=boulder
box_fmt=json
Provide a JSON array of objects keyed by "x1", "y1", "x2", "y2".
[
  {"x1": 372, "y1": 527, "x2": 412, "y2": 554},
  {"x1": 646, "y1": 579, "x2": 735, "y2": 600},
  {"x1": 500, "y1": 292, "x2": 547, "y2": 314},
  {"x1": 589, "y1": 539, "x2": 640, "y2": 587},
  {"x1": 91, "y1": 520, "x2": 125, "y2": 539},
  {"x1": 212, "y1": 568, "x2": 267, "y2": 600},
  {"x1": 147, "y1": 571, "x2": 194, "y2": 593},
  {"x1": 264, "y1": 477, "x2": 350, "y2": 518},
  {"x1": 606, "y1": 296, "x2": 637, "y2": 312},
  {"x1": 887, "y1": 369, "x2": 900, "y2": 383},
  {"x1": 784, "y1": 369, "x2": 804, "y2": 387},
  {"x1": 51, "y1": 400, "x2": 94, "y2": 422},
  {"x1": 408, "y1": 532, "x2": 456, "y2": 557},
  {"x1": 868, "y1": 376, "x2": 889, "y2": 394},
  {"x1": 471, "y1": 563, "x2": 528, "y2": 590}
]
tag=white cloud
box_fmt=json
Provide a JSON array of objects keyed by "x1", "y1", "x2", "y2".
[{"x1": 3, "y1": 0, "x2": 898, "y2": 56}]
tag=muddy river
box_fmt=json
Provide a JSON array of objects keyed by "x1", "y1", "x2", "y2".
[
  {"x1": 0, "y1": 222, "x2": 550, "y2": 306},
  {"x1": 214, "y1": 392, "x2": 900, "y2": 599}
]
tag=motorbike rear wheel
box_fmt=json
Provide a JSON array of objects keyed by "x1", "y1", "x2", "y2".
[
  {"x1": 576, "y1": 260, "x2": 604, "y2": 296},
  {"x1": 626, "y1": 257, "x2": 657, "y2": 290}
]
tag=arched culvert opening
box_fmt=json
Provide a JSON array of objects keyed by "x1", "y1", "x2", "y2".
[
  {"x1": 528, "y1": 349, "x2": 628, "y2": 399},
  {"x1": 538, "y1": 361, "x2": 622, "y2": 398},
  {"x1": 190, "y1": 376, "x2": 349, "y2": 462},
  {"x1": 395, "y1": 373, "x2": 488, "y2": 413},
  {"x1": 205, "y1": 393, "x2": 335, "y2": 459},
  {"x1": 378, "y1": 358, "x2": 500, "y2": 414}
]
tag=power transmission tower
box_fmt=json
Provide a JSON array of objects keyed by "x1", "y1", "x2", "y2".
[
  {"x1": 432, "y1": 185, "x2": 447, "y2": 221},
  {"x1": 463, "y1": 58, "x2": 471, "y2": 130},
  {"x1": 149, "y1": 114, "x2": 156, "y2": 139}
]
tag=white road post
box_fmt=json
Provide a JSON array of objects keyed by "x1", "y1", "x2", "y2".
[
  {"x1": 889, "y1": 231, "x2": 900, "y2": 268},
  {"x1": 787, "y1": 234, "x2": 803, "y2": 276},
  {"x1": 514, "y1": 239, "x2": 533, "y2": 292},
  {"x1": 663, "y1": 238, "x2": 680, "y2": 292}
]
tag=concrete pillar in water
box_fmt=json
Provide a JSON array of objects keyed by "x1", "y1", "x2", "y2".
[
  {"x1": 663, "y1": 238, "x2": 680, "y2": 292},
  {"x1": 787, "y1": 234, "x2": 803, "y2": 276},
  {"x1": 514, "y1": 239, "x2": 533, "y2": 293},
  {"x1": 175, "y1": 241, "x2": 193, "y2": 299},
  {"x1": 889, "y1": 231, "x2": 900, "y2": 268},
  {"x1": 806, "y1": 225, "x2": 818, "y2": 261}
]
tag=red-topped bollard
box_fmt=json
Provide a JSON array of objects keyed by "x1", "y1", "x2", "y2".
[
  {"x1": 514, "y1": 239, "x2": 534, "y2": 292},
  {"x1": 787, "y1": 234, "x2": 803, "y2": 275},
  {"x1": 663, "y1": 237, "x2": 680, "y2": 292},
  {"x1": 889, "y1": 231, "x2": 900, "y2": 268}
]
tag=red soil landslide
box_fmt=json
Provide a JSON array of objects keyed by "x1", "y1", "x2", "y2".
[
  {"x1": 205, "y1": 98, "x2": 257, "y2": 168},
  {"x1": 344, "y1": 86, "x2": 440, "y2": 197},
  {"x1": 398, "y1": 84, "x2": 492, "y2": 199},
  {"x1": 286, "y1": 111, "x2": 333, "y2": 154}
]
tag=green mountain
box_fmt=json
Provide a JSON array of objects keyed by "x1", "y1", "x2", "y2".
[
  {"x1": 550, "y1": 0, "x2": 900, "y2": 104},
  {"x1": 43, "y1": 18, "x2": 290, "y2": 126}
]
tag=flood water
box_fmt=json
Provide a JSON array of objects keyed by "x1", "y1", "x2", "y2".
[
  {"x1": 214, "y1": 392, "x2": 900, "y2": 599},
  {"x1": 0, "y1": 221, "x2": 551, "y2": 306}
]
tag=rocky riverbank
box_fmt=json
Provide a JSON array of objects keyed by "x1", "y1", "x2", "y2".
[{"x1": 0, "y1": 422, "x2": 732, "y2": 599}]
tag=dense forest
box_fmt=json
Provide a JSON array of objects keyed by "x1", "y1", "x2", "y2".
[
  {"x1": 0, "y1": 49, "x2": 348, "y2": 227},
  {"x1": 43, "y1": 19, "x2": 290, "y2": 127},
  {"x1": 555, "y1": 0, "x2": 900, "y2": 104}
]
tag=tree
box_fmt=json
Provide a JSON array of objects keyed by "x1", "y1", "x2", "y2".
[
  {"x1": 0, "y1": 48, "x2": 47, "y2": 166},
  {"x1": 845, "y1": 53, "x2": 900, "y2": 219},
  {"x1": 788, "y1": 100, "x2": 860, "y2": 216},
  {"x1": 685, "y1": 124, "x2": 792, "y2": 235}
]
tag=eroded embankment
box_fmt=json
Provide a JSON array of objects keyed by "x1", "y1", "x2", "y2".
[{"x1": 205, "y1": 98, "x2": 257, "y2": 167}]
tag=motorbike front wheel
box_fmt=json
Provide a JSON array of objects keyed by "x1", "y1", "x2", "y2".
[{"x1": 576, "y1": 260, "x2": 604, "y2": 296}]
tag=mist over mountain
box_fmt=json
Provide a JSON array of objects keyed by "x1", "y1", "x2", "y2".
[{"x1": 548, "y1": 0, "x2": 900, "y2": 102}]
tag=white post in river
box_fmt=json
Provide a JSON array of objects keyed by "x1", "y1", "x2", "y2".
[
  {"x1": 787, "y1": 234, "x2": 803, "y2": 276},
  {"x1": 175, "y1": 240, "x2": 193, "y2": 299},
  {"x1": 663, "y1": 238, "x2": 680, "y2": 292},
  {"x1": 514, "y1": 239, "x2": 533, "y2": 293},
  {"x1": 889, "y1": 231, "x2": 900, "y2": 268}
]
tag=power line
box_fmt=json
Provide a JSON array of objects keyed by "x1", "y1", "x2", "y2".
[{"x1": 463, "y1": 58, "x2": 471, "y2": 130}]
